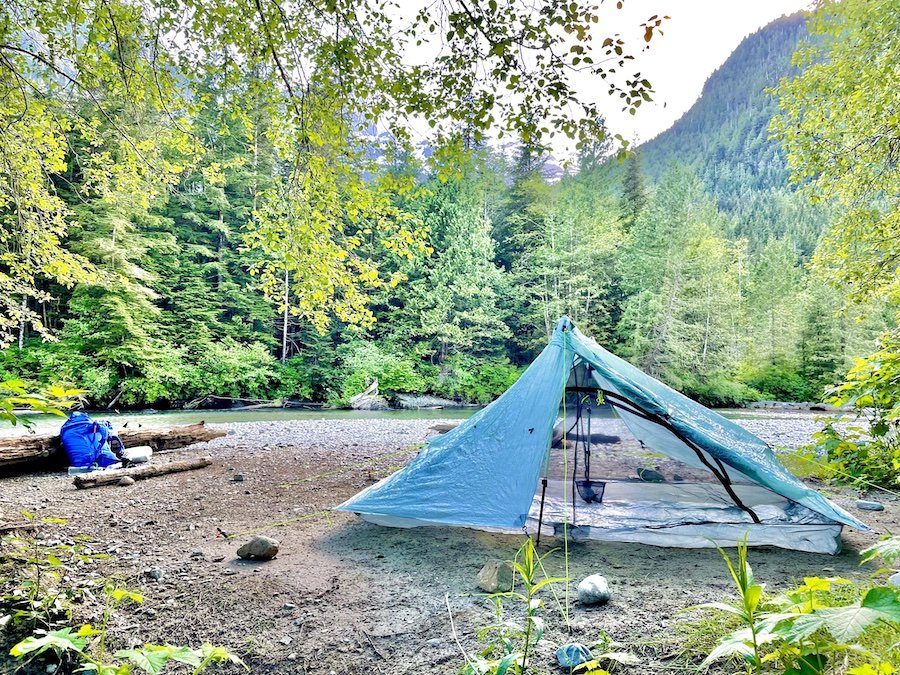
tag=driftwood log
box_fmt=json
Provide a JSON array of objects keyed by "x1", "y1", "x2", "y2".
[
  {"x1": 73, "y1": 457, "x2": 213, "y2": 489},
  {"x1": 0, "y1": 422, "x2": 225, "y2": 474}
]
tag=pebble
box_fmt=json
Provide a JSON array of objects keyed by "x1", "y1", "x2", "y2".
[
  {"x1": 143, "y1": 567, "x2": 164, "y2": 581},
  {"x1": 281, "y1": 602, "x2": 297, "y2": 611},
  {"x1": 231, "y1": 474, "x2": 245, "y2": 482},
  {"x1": 279, "y1": 636, "x2": 292, "y2": 645},
  {"x1": 556, "y1": 643, "x2": 593, "y2": 668},
  {"x1": 426, "y1": 638, "x2": 442, "y2": 648},
  {"x1": 477, "y1": 560, "x2": 514, "y2": 593},
  {"x1": 118, "y1": 476, "x2": 136, "y2": 487},
  {"x1": 855, "y1": 500, "x2": 885, "y2": 512},
  {"x1": 889, "y1": 572, "x2": 900, "y2": 588},
  {"x1": 577, "y1": 574, "x2": 611, "y2": 605},
  {"x1": 237, "y1": 535, "x2": 280, "y2": 561}
]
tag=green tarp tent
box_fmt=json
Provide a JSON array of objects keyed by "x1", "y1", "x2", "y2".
[{"x1": 337, "y1": 317, "x2": 867, "y2": 553}]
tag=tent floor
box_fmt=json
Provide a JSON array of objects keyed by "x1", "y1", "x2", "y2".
[
  {"x1": 528, "y1": 480, "x2": 843, "y2": 554},
  {"x1": 356, "y1": 480, "x2": 845, "y2": 555}
]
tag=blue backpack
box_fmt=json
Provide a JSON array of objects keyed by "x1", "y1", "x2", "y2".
[{"x1": 59, "y1": 412, "x2": 121, "y2": 470}]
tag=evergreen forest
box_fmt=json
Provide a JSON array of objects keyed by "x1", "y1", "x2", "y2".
[{"x1": 0, "y1": 6, "x2": 895, "y2": 412}]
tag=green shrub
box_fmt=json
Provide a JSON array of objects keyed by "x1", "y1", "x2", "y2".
[
  {"x1": 808, "y1": 327, "x2": 900, "y2": 489},
  {"x1": 682, "y1": 375, "x2": 762, "y2": 408},
  {"x1": 432, "y1": 356, "x2": 522, "y2": 404},
  {"x1": 340, "y1": 341, "x2": 426, "y2": 398},
  {"x1": 740, "y1": 359, "x2": 810, "y2": 401}
]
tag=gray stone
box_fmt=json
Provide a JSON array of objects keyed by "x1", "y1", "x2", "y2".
[
  {"x1": 577, "y1": 574, "x2": 611, "y2": 605},
  {"x1": 888, "y1": 572, "x2": 900, "y2": 588},
  {"x1": 143, "y1": 567, "x2": 164, "y2": 581},
  {"x1": 855, "y1": 500, "x2": 885, "y2": 511},
  {"x1": 278, "y1": 636, "x2": 292, "y2": 646},
  {"x1": 637, "y1": 468, "x2": 665, "y2": 483},
  {"x1": 281, "y1": 602, "x2": 297, "y2": 611},
  {"x1": 477, "y1": 560, "x2": 514, "y2": 593},
  {"x1": 230, "y1": 474, "x2": 245, "y2": 482},
  {"x1": 118, "y1": 476, "x2": 136, "y2": 487},
  {"x1": 556, "y1": 643, "x2": 593, "y2": 668},
  {"x1": 237, "y1": 535, "x2": 280, "y2": 560},
  {"x1": 349, "y1": 394, "x2": 389, "y2": 411},
  {"x1": 426, "y1": 638, "x2": 442, "y2": 648}
]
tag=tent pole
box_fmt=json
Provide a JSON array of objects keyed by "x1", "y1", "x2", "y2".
[
  {"x1": 599, "y1": 390, "x2": 762, "y2": 525},
  {"x1": 535, "y1": 477, "x2": 549, "y2": 548}
]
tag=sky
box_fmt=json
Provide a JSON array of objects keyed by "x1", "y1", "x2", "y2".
[{"x1": 582, "y1": 0, "x2": 815, "y2": 144}]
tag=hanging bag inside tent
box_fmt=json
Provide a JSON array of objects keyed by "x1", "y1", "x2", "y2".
[{"x1": 59, "y1": 412, "x2": 121, "y2": 471}]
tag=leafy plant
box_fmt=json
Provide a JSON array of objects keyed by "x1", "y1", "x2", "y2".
[
  {"x1": 809, "y1": 328, "x2": 900, "y2": 489},
  {"x1": 693, "y1": 537, "x2": 900, "y2": 674},
  {"x1": 0, "y1": 379, "x2": 84, "y2": 427},
  {"x1": 456, "y1": 538, "x2": 565, "y2": 675}
]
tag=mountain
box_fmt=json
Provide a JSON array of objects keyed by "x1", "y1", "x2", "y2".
[
  {"x1": 637, "y1": 12, "x2": 824, "y2": 256},
  {"x1": 641, "y1": 12, "x2": 808, "y2": 192}
]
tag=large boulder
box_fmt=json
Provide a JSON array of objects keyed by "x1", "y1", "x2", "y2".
[{"x1": 237, "y1": 535, "x2": 280, "y2": 560}]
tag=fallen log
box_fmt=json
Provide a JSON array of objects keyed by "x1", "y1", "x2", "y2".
[
  {"x1": 0, "y1": 422, "x2": 226, "y2": 474},
  {"x1": 73, "y1": 457, "x2": 213, "y2": 489}
]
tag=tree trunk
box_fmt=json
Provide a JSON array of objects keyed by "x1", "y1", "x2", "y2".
[
  {"x1": 73, "y1": 457, "x2": 213, "y2": 489},
  {"x1": 281, "y1": 268, "x2": 290, "y2": 363},
  {"x1": 0, "y1": 422, "x2": 226, "y2": 474}
]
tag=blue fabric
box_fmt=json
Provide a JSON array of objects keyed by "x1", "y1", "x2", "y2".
[
  {"x1": 60, "y1": 412, "x2": 117, "y2": 469},
  {"x1": 337, "y1": 317, "x2": 868, "y2": 532}
]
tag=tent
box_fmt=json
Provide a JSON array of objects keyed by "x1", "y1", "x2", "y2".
[{"x1": 337, "y1": 317, "x2": 868, "y2": 554}]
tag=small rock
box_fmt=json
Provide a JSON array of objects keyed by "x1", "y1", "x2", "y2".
[
  {"x1": 231, "y1": 474, "x2": 245, "y2": 482},
  {"x1": 426, "y1": 638, "x2": 442, "y2": 648},
  {"x1": 279, "y1": 636, "x2": 292, "y2": 646},
  {"x1": 577, "y1": 574, "x2": 611, "y2": 605},
  {"x1": 281, "y1": 602, "x2": 297, "y2": 611},
  {"x1": 477, "y1": 560, "x2": 514, "y2": 593},
  {"x1": 118, "y1": 476, "x2": 136, "y2": 487},
  {"x1": 212, "y1": 555, "x2": 225, "y2": 563},
  {"x1": 143, "y1": 567, "x2": 164, "y2": 581},
  {"x1": 287, "y1": 653, "x2": 297, "y2": 660},
  {"x1": 222, "y1": 569, "x2": 237, "y2": 576},
  {"x1": 888, "y1": 572, "x2": 900, "y2": 588},
  {"x1": 190, "y1": 549, "x2": 204, "y2": 558},
  {"x1": 855, "y1": 500, "x2": 884, "y2": 511},
  {"x1": 556, "y1": 643, "x2": 593, "y2": 668},
  {"x1": 236, "y1": 535, "x2": 280, "y2": 560},
  {"x1": 637, "y1": 468, "x2": 665, "y2": 483}
]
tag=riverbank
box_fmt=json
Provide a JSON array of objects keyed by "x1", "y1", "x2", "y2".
[{"x1": 1, "y1": 416, "x2": 894, "y2": 674}]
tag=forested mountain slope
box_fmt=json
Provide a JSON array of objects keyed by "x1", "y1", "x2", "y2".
[{"x1": 641, "y1": 12, "x2": 807, "y2": 195}]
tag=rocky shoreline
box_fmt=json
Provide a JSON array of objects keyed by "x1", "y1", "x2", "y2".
[{"x1": 193, "y1": 412, "x2": 839, "y2": 456}]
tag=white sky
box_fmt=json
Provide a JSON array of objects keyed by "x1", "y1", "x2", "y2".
[{"x1": 597, "y1": 0, "x2": 815, "y2": 144}]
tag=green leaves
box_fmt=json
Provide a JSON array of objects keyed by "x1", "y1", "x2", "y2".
[
  {"x1": 10, "y1": 627, "x2": 86, "y2": 658},
  {"x1": 114, "y1": 645, "x2": 201, "y2": 674}
]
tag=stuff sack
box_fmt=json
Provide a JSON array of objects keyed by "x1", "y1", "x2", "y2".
[{"x1": 59, "y1": 412, "x2": 119, "y2": 470}]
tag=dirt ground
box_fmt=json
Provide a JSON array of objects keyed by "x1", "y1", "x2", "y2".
[{"x1": 0, "y1": 425, "x2": 897, "y2": 675}]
